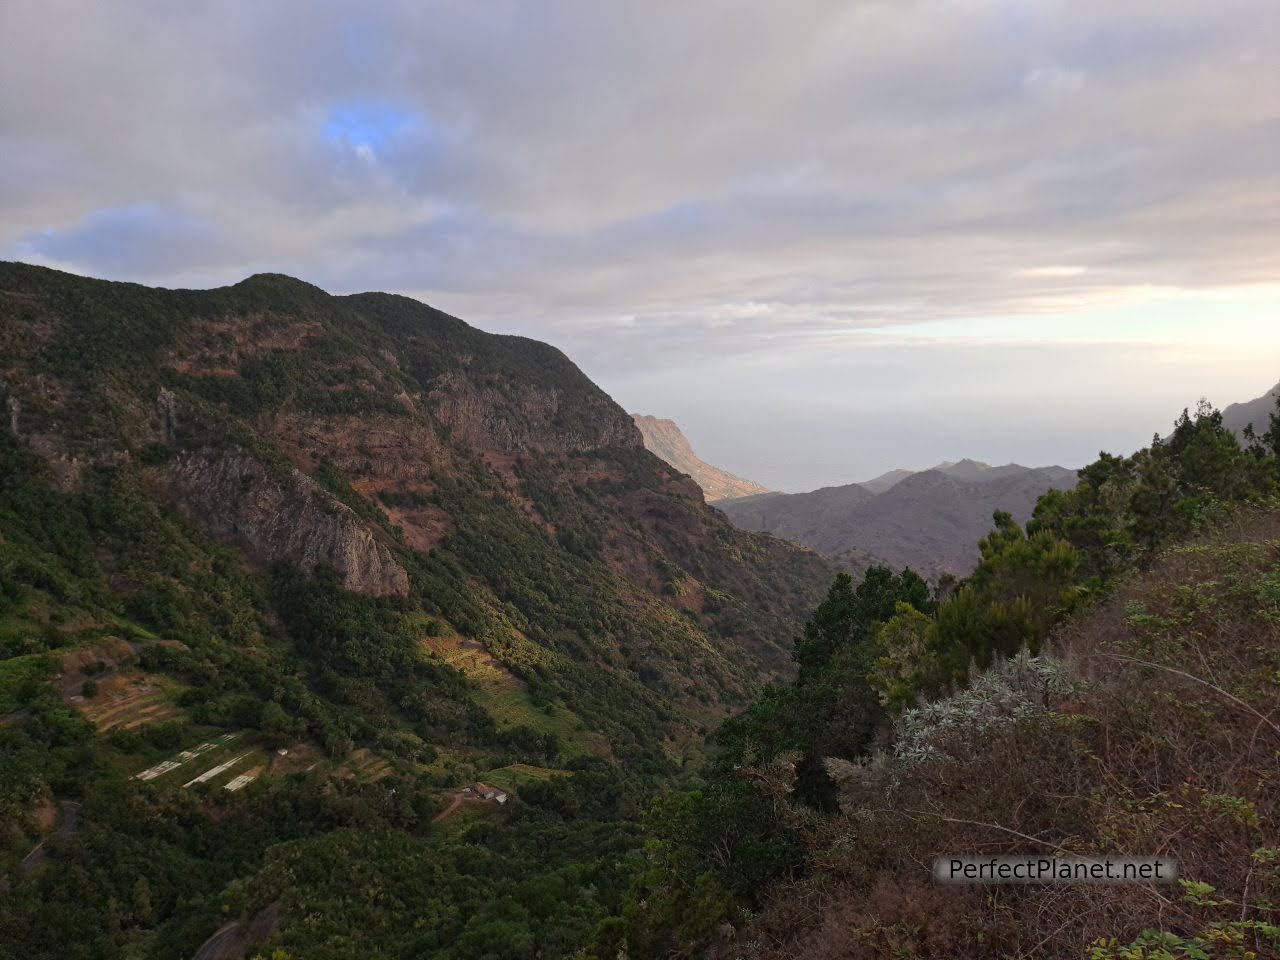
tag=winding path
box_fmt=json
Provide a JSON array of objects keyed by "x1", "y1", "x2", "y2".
[{"x1": 432, "y1": 792, "x2": 468, "y2": 822}]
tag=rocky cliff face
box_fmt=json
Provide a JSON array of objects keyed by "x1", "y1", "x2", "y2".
[
  {"x1": 632, "y1": 414, "x2": 771, "y2": 502},
  {"x1": 165, "y1": 451, "x2": 410, "y2": 597}
]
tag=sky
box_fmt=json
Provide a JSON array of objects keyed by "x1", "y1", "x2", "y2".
[{"x1": 2, "y1": 1, "x2": 1278, "y2": 491}]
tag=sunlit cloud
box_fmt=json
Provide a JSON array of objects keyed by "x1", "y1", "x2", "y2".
[
  {"x1": 1018, "y1": 266, "x2": 1088, "y2": 278},
  {"x1": 1, "y1": 0, "x2": 1277, "y2": 487}
]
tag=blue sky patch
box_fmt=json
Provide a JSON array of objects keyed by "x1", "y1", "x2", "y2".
[{"x1": 323, "y1": 102, "x2": 418, "y2": 153}]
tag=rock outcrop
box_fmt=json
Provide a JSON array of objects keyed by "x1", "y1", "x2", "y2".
[
  {"x1": 165, "y1": 451, "x2": 409, "y2": 597},
  {"x1": 632, "y1": 414, "x2": 771, "y2": 502}
]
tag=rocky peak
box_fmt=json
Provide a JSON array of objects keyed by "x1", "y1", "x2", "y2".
[{"x1": 632, "y1": 414, "x2": 771, "y2": 502}]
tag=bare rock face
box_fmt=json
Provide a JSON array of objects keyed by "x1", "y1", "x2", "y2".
[
  {"x1": 156, "y1": 388, "x2": 178, "y2": 444},
  {"x1": 166, "y1": 451, "x2": 409, "y2": 597},
  {"x1": 631, "y1": 414, "x2": 771, "y2": 502}
]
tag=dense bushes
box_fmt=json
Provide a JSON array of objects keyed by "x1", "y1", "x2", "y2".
[
  {"x1": 619, "y1": 401, "x2": 1280, "y2": 958},
  {"x1": 1032, "y1": 400, "x2": 1277, "y2": 583},
  {"x1": 738, "y1": 515, "x2": 1280, "y2": 959}
]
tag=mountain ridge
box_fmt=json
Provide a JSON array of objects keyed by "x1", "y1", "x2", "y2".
[
  {"x1": 1222, "y1": 379, "x2": 1280, "y2": 438},
  {"x1": 1, "y1": 260, "x2": 842, "y2": 955},
  {"x1": 719, "y1": 462, "x2": 1079, "y2": 578},
  {"x1": 0, "y1": 260, "x2": 833, "y2": 751}
]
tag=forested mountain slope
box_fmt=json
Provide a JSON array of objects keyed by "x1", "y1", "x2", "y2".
[{"x1": 0, "y1": 263, "x2": 831, "y2": 959}]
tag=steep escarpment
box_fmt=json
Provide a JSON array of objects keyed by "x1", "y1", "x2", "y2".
[
  {"x1": 164, "y1": 450, "x2": 410, "y2": 597},
  {"x1": 348, "y1": 290, "x2": 642, "y2": 456},
  {"x1": 632, "y1": 414, "x2": 771, "y2": 502}
]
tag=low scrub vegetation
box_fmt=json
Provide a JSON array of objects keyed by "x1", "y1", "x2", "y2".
[{"x1": 613, "y1": 401, "x2": 1280, "y2": 958}]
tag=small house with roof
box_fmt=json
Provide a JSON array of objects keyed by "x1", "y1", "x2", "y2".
[{"x1": 464, "y1": 782, "x2": 508, "y2": 804}]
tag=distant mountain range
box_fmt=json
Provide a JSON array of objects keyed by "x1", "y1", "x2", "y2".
[
  {"x1": 639, "y1": 381, "x2": 1280, "y2": 580},
  {"x1": 1223, "y1": 380, "x2": 1280, "y2": 437},
  {"x1": 718, "y1": 459, "x2": 1079, "y2": 579},
  {"x1": 632, "y1": 414, "x2": 772, "y2": 501}
]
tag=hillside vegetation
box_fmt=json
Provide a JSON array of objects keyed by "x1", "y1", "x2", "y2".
[
  {"x1": 612, "y1": 401, "x2": 1280, "y2": 959},
  {"x1": 0, "y1": 263, "x2": 830, "y2": 959}
]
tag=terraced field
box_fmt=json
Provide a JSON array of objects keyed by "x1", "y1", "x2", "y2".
[
  {"x1": 431, "y1": 797, "x2": 505, "y2": 836},
  {"x1": 339, "y1": 747, "x2": 394, "y2": 782},
  {"x1": 480, "y1": 763, "x2": 569, "y2": 793},
  {"x1": 182, "y1": 752, "x2": 255, "y2": 788},
  {"x1": 223, "y1": 767, "x2": 265, "y2": 792},
  {"x1": 75, "y1": 672, "x2": 184, "y2": 731},
  {"x1": 422, "y1": 630, "x2": 604, "y2": 757},
  {"x1": 132, "y1": 734, "x2": 268, "y2": 792},
  {"x1": 265, "y1": 742, "x2": 320, "y2": 776}
]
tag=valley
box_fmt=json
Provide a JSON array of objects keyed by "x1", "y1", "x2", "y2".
[
  {"x1": 2, "y1": 264, "x2": 1278, "y2": 960},
  {"x1": 5, "y1": 6, "x2": 1278, "y2": 957}
]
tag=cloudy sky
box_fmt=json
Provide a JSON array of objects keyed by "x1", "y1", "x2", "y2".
[{"x1": 3, "y1": 1, "x2": 1278, "y2": 490}]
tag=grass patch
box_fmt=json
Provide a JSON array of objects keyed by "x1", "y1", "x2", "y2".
[
  {"x1": 423, "y1": 629, "x2": 602, "y2": 757},
  {"x1": 432, "y1": 799, "x2": 504, "y2": 838},
  {"x1": 480, "y1": 763, "x2": 570, "y2": 793}
]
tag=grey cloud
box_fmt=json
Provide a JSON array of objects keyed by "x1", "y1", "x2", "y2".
[
  {"x1": 17, "y1": 204, "x2": 234, "y2": 277},
  {"x1": 1, "y1": 0, "x2": 1278, "y2": 484}
]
